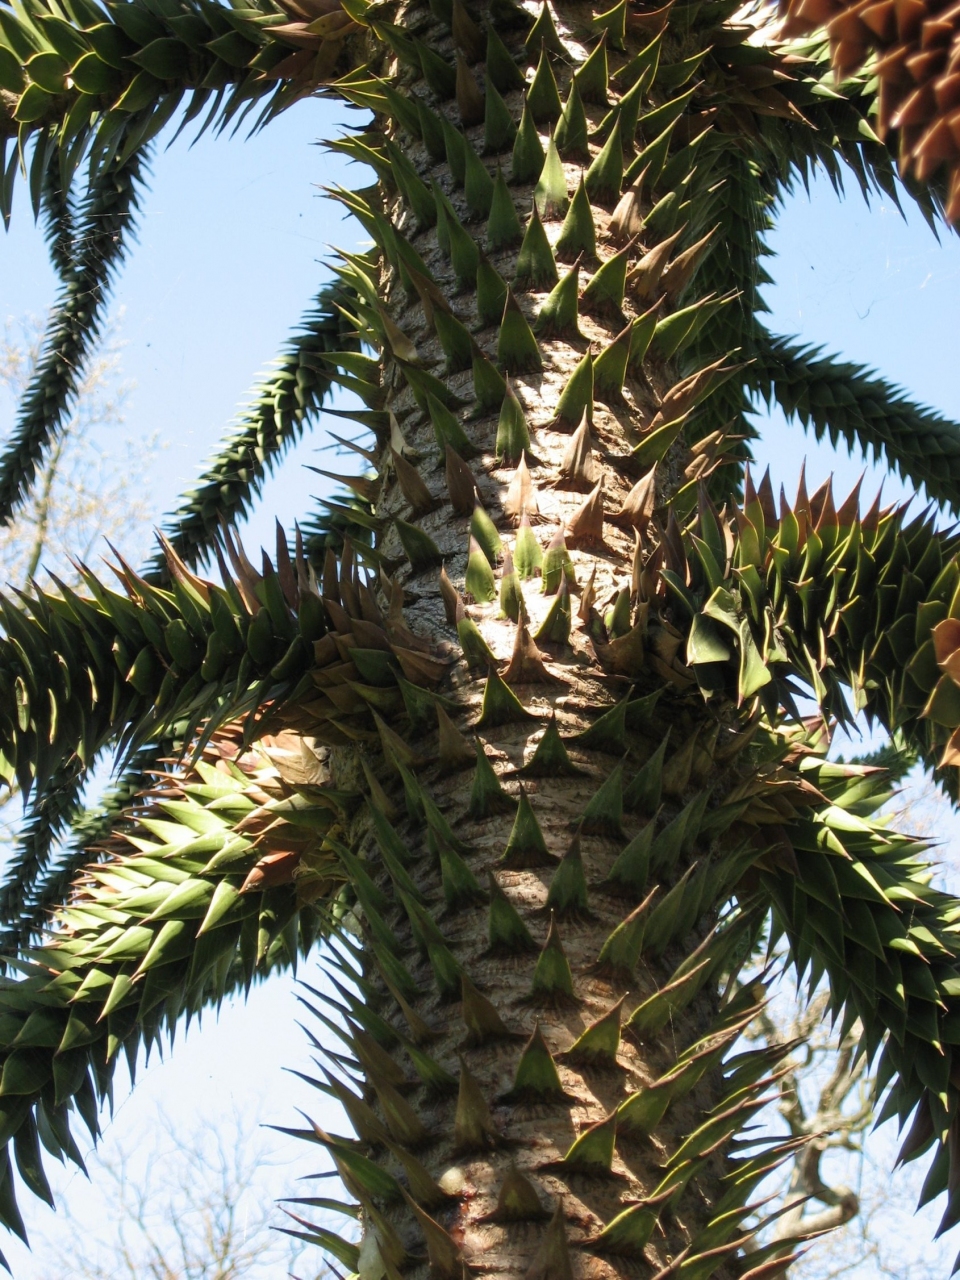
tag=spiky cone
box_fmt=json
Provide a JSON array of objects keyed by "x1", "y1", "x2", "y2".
[
  {"x1": 5, "y1": 0, "x2": 960, "y2": 1272},
  {"x1": 779, "y1": 0, "x2": 960, "y2": 221}
]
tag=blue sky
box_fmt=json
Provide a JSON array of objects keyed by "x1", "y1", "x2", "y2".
[
  {"x1": 2, "y1": 94, "x2": 364, "y2": 563},
  {"x1": 751, "y1": 174, "x2": 960, "y2": 505},
  {"x1": 2, "y1": 90, "x2": 960, "y2": 1277}
]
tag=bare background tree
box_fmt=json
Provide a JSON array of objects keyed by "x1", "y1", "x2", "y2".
[
  {"x1": 27, "y1": 1109, "x2": 309, "y2": 1280},
  {"x1": 0, "y1": 315, "x2": 157, "y2": 588},
  {"x1": 746, "y1": 768, "x2": 960, "y2": 1279}
]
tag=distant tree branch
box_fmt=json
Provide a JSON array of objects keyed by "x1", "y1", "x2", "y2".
[{"x1": 32, "y1": 1109, "x2": 305, "y2": 1280}]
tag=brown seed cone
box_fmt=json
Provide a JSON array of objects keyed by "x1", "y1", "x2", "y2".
[{"x1": 780, "y1": 0, "x2": 960, "y2": 218}]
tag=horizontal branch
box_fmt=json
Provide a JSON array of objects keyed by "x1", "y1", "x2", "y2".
[
  {"x1": 753, "y1": 331, "x2": 960, "y2": 513},
  {"x1": 0, "y1": 0, "x2": 359, "y2": 210}
]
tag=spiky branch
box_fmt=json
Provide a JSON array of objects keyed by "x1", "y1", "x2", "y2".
[
  {"x1": 0, "y1": 0, "x2": 361, "y2": 209},
  {"x1": 20, "y1": 740, "x2": 173, "y2": 942},
  {"x1": 0, "y1": 757, "x2": 86, "y2": 955},
  {"x1": 0, "y1": 730, "x2": 340, "y2": 1258},
  {"x1": 0, "y1": 524, "x2": 334, "y2": 802},
  {"x1": 0, "y1": 148, "x2": 148, "y2": 524},
  {"x1": 753, "y1": 332, "x2": 960, "y2": 513},
  {"x1": 780, "y1": 0, "x2": 960, "y2": 221}
]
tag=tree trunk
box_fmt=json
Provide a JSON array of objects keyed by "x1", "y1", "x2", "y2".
[
  {"x1": 305, "y1": 3, "x2": 789, "y2": 1277},
  {"x1": 323, "y1": 694, "x2": 761, "y2": 1280},
  {"x1": 3, "y1": 0, "x2": 960, "y2": 1267}
]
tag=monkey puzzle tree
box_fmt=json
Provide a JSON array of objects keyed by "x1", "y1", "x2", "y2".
[{"x1": 3, "y1": 0, "x2": 960, "y2": 1274}]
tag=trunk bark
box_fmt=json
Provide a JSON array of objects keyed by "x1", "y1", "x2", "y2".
[{"x1": 299, "y1": 2, "x2": 793, "y2": 1278}]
